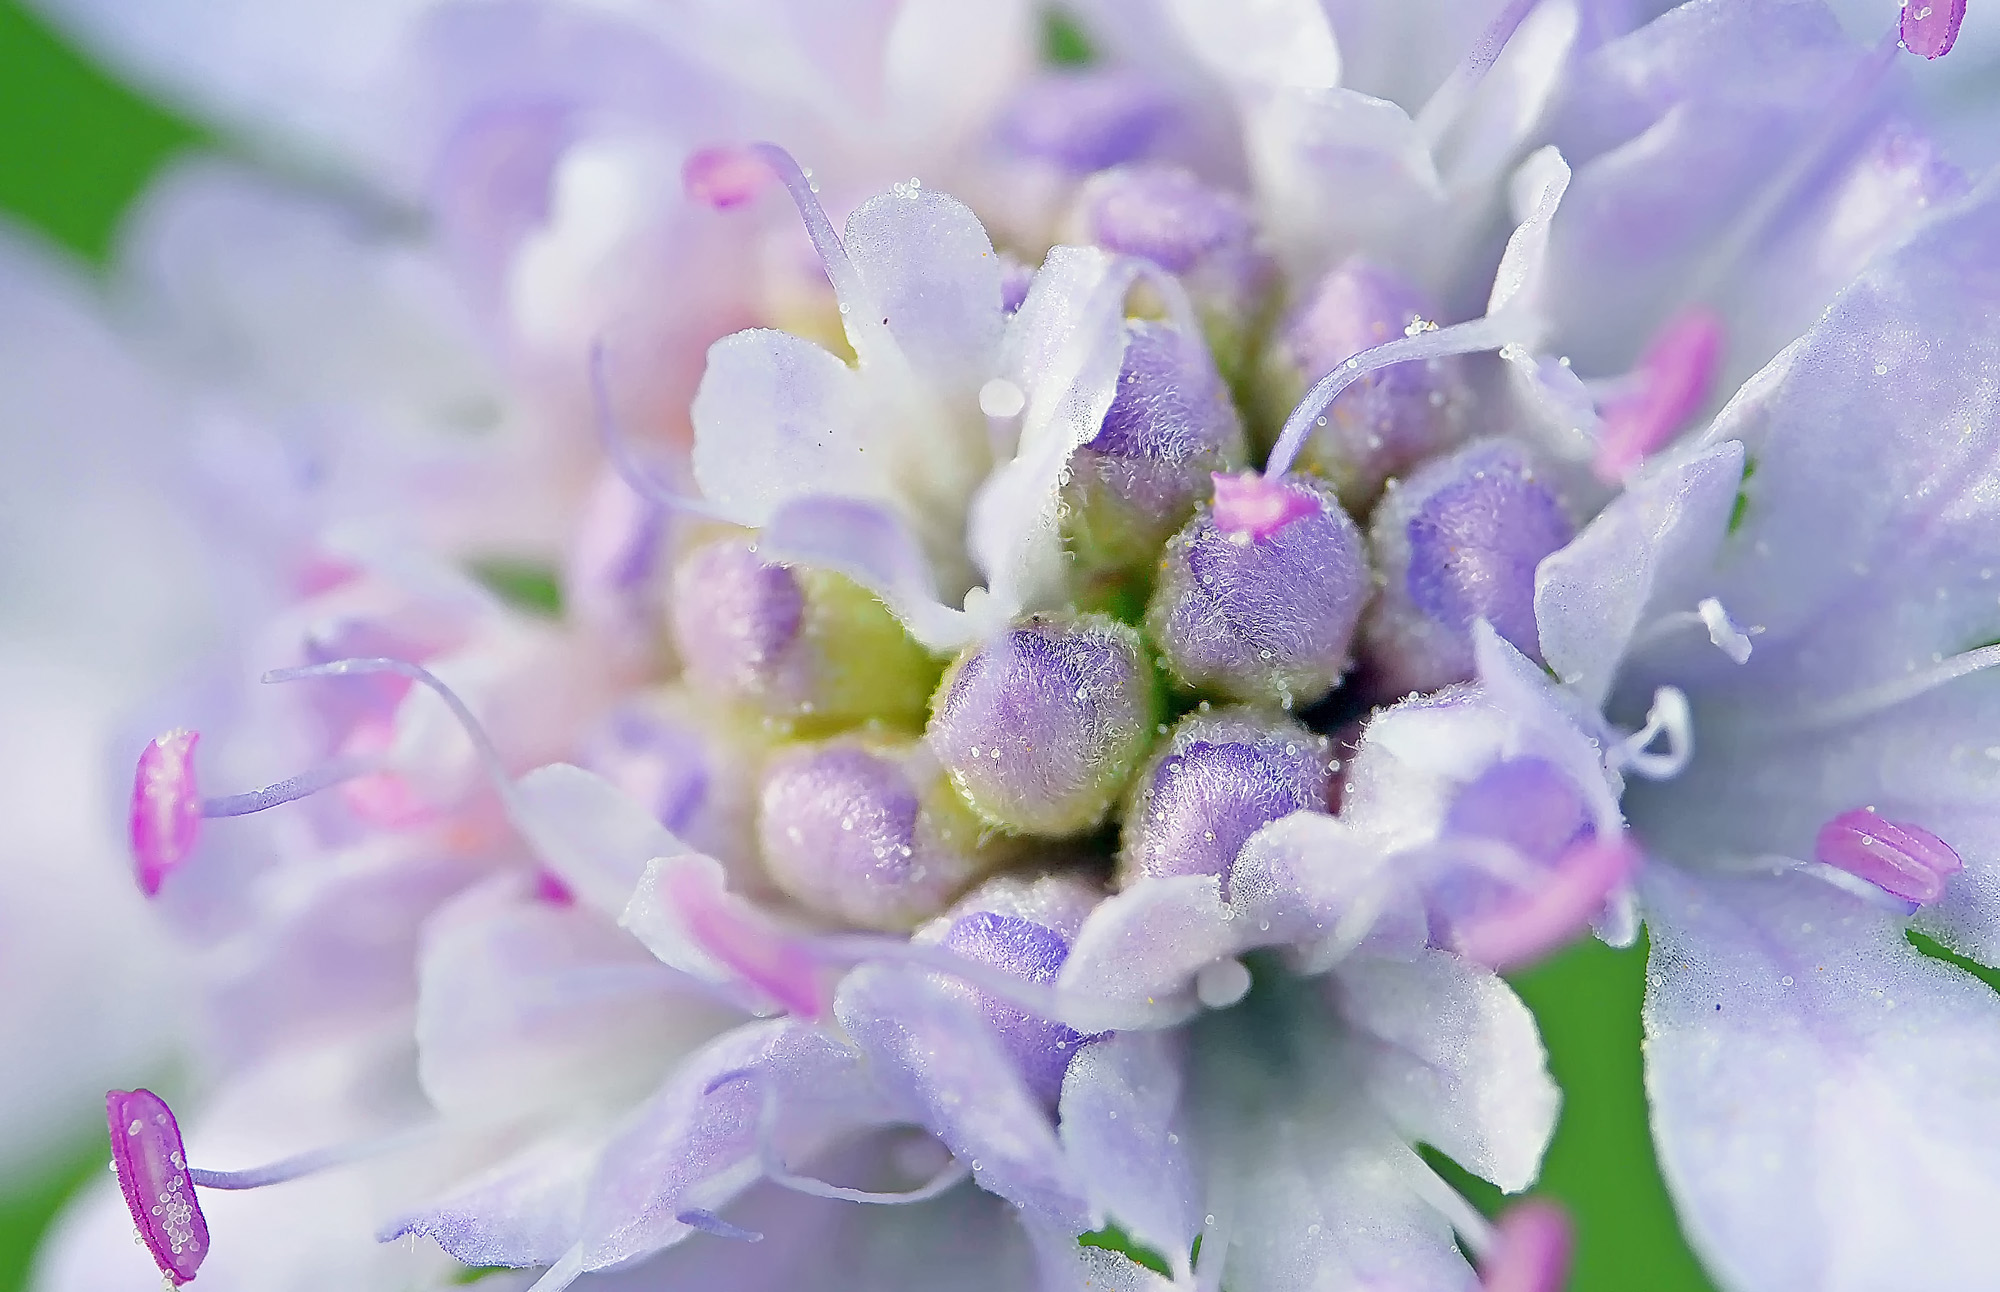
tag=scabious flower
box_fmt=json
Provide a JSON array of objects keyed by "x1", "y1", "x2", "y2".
[{"x1": 16, "y1": 1, "x2": 1998, "y2": 1292}]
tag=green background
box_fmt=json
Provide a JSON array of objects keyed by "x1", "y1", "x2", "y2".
[{"x1": 0, "y1": 1, "x2": 1717, "y2": 1287}]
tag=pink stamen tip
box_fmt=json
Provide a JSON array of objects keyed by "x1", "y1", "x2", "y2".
[
  {"x1": 533, "y1": 869, "x2": 577, "y2": 907},
  {"x1": 684, "y1": 145, "x2": 771, "y2": 210},
  {"x1": 1209, "y1": 472, "x2": 1317, "y2": 541},
  {"x1": 1479, "y1": 1199, "x2": 1574, "y2": 1292},
  {"x1": 1901, "y1": 0, "x2": 1967, "y2": 58},
  {"x1": 1814, "y1": 807, "x2": 1962, "y2": 905},
  {"x1": 1593, "y1": 307, "x2": 1724, "y2": 483},
  {"x1": 106, "y1": 1089, "x2": 210, "y2": 1287},
  {"x1": 131, "y1": 731, "x2": 202, "y2": 897},
  {"x1": 1452, "y1": 835, "x2": 1641, "y2": 972},
  {"x1": 662, "y1": 864, "x2": 831, "y2": 1020}
]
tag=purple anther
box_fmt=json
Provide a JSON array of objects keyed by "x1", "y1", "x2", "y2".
[
  {"x1": 1450, "y1": 835, "x2": 1640, "y2": 972},
  {"x1": 758, "y1": 742, "x2": 998, "y2": 930},
  {"x1": 1146, "y1": 476, "x2": 1369, "y2": 708},
  {"x1": 106, "y1": 1089, "x2": 210, "y2": 1286},
  {"x1": 1901, "y1": 0, "x2": 1967, "y2": 58},
  {"x1": 131, "y1": 731, "x2": 202, "y2": 897},
  {"x1": 1277, "y1": 259, "x2": 1469, "y2": 507},
  {"x1": 1066, "y1": 320, "x2": 1246, "y2": 580},
  {"x1": 1209, "y1": 471, "x2": 1317, "y2": 541},
  {"x1": 1361, "y1": 441, "x2": 1575, "y2": 696},
  {"x1": 1814, "y1": 807, "x2": 1962, "y2": 906},
  {"x1": 670, "y1": 538, "x2": 810, "y2": 701},
  {"x1": 1593, "y1": 307, "x2": 1723, "y2": 484},
  {"x1": 940, "y1": 911, "x2": 1086, "y2": 1104},
  {"x1": 997, "y1": 70, "x2": 1174, "y2": 174},
  {"x1": 928, "y1": 615, "x2": 1157, "y2": 836},
  {"x1": 683, "y1": 144, "x2": 771, "y2": 209},
  {"x1": 1118, "y1": 710, "x2": 1330, "y2": 888},
  {"x1": 1479, "y1": 1199, "x2": 1574, "y2": 1292}
]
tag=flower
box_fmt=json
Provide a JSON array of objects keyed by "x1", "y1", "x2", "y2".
[{"x1": 13, "y1": 2, "x2": 1996, "y2": 1292}]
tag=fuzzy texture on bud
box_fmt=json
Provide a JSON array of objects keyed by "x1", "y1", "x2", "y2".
[
  {"x1": 670, "y1": 536, "x2": 940, "y2": 732},
  {"x1": 1361, "y1": 440, "x2": 1575, "y2": 697},
  {"x1": 1064, "y1": 318, "x2": 1246, "y2": 608},
  {"x1": 1146, "y1": 475, "x2": 1369, "y2": 708},
  {"x1": 1118, "y1": 707, "x2": 1331, "y2": 889},
  {"x1": 756, "y1": 738, "x2": 1006, "y2": 930},
  {"x1": 1270, "y1": 259, "x2": 1470, "y2": 508},
  {"x1": 927, "y1": 614, "x2": 1159, "y2": 836}
]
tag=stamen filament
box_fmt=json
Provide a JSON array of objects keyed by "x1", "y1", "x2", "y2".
[
  {"x1": 187, "y1": 1123, "x2": 434, "y2": 1190},
  {"x1": 199, "y1": 756, "x2": 379, "y2": 818}
]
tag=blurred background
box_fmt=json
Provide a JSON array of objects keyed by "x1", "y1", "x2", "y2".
[{"x1": 0, "y1": 0, "x2": 1841, "y2": 1287}]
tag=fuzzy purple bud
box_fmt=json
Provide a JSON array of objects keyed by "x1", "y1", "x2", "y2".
[
  {"x1": 1360, "y1": 441, "x2": 1575, "y2": 697},
  {"x1": 756, "y1": 740, "x2": 1006, "y2": 931},
  {"x1": 1146, "y1": 475, "x2": 1369, "y2": 708},
  {"x1": 928, "y1": 615, "x2": 1159, "y2": 836},
  {"x1": 940, "y1": 910, "x2": 1086, "y2": 1103},
  {"x1": 1272, "y1": 259, "x2": 1470, "y2": 508},
  {"x1": 1073, "y1": 164, "x2": 1273, "y2": 340},
  {"x1": 1065, "y1": 319, "x2": 1246, "y2": 602},
  {"x1": 1118, "y1": 707, "x2": 1331, "y2": 889},
  {"x1": 997, "y1": 70, "x2": 1175, "y2": 174},
  {"x1": 670, "y1": 537, "x2": 939, "y2": 732}
]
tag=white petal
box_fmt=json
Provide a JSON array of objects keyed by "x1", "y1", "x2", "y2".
[{"x1": 1332, "y1": 950, "x2": 1559, "y2": 1193}]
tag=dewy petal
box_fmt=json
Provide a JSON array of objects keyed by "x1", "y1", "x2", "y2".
[
  {"x1": 1643, "y1": 864, "x2": 2000, "y2": 1290},
  {"x1": 835, "y1": 963, "x2": 1091, "y2": 1231},
  {"x1": 414, "y1": 884, "x2": 740, "y2": 1121},
  {"x1": 1534, "y1": 440, "x2": 1745, "y2": 709},
  {"x1": 1056, "y1": 875, "x2": 1239, "y2": 1032},
  {"x1": 1058, "y1": 1032, "x2": 1202, "y2": 1279},
  {"x1": 1332, "y1": 950, "x2": 1559, "y2": 1194},
  {"x1": 622, "y1": 854, "x2": 831, "y2": 1019},
  {"x1": 843, "y1": 185, "x2": 1006, "y2": 389},
  {"x1": 689, "y1": 328, "x2": 877, "y2": 527},
  {"x1": 969, "y1": 245, "x2": 1138, "y2": 617},
  {"x1": 384, "y1": 1129, "x2": 603, "y2": 1269},
  {"x1": 755, "y1": 495, "x2": 980, "y2": 651},
  {"x1": 1632, "y1": 179, "x2": 2000, "y2": 962},
  {"x1": 576, "y1": 1019, "x2": 889, "y2": 1272}
]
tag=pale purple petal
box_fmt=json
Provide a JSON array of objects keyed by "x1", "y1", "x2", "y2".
[
  {"x1": 1058, "y1": 1032, "x2": 1202, "y2": 1279},
  {"x1": 1331, "y1": 950, "x2": 1559, "y2": 1193},
  {"x1": 834, "y1": 964, "x2": 1092, "y2": 1230},
  {"x1": 1057, "y1": 875, "x2": 1238, "y2": 1031},
  {"x1": 844, "y1": 187, "x2": 1006, "y2": 388},
  {"x1": 1643, "y1": 864, "x2": 2000, "y2": 1289},
  {"x1": 514, "y1": 762, "x2": 684, "y2": 917}
]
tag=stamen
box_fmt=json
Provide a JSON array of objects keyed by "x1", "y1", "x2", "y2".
[
  {"x1": 1609, "y1": 687, "x2": 1692, "y2": 780},
  {"x1": 1901, "y1": 0, "x2": 1967, "y2": 58},
  {"x1": 1478, "y1": 1199, "x2": 1573, "y2": 1292},
  {"x1": 1814, "y1": 807, "x2": 1962, "y2": 905},
  {"x1": 1209, "y1": 471, "x2": 1316, "y2": 541},
  {"x1": 130, "y1": 732, "x2": 201, "y2": 897},
  {"x1": 1450, "y1": 835, "x2": 1642, "y2": 972},
  {"x1": 1591, "y1": 307, "x2": 1723, "y2": 483},
  {"x1": 682, "y1": 145, "x2": 771, "y2": 209},
  {"x1": 106, "y1": 1089, "x2": 208, "y2": 1286},
  {"x1": 1266, "y1": 315, "x2": 1512, "y2": 477},
  {"x1": 1697, "y1": 597, "x2": 1753, "y2": 665},
  {"x1": 588, "y1": 344, "x2": 732, "y2": 523},
  {"x1": 129, "y1": 731, "x2": 381, "y2": 896},
  {"x1": 106, "y1": 1088, "x2": 433, "y2": 1288}
]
